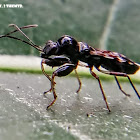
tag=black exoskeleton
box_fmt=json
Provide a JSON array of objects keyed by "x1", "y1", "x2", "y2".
[{"x1": 0, "y1": 24, "x2": 140, "y2": 112}]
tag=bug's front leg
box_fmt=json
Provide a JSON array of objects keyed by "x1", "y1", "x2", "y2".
[
  {"x1": 41, "y1": 56, "x2": 82, "y2": 95},
  {"x1": 47, "y1": 63, "x2": 77, "y2": 109},
  {"x1": 41, "y1": 59, "x2": 52, "y2": 82},
  {"x1": 41, "y1": 59, "x2": 54, "y2": 95},
  {"x1": 41, "y1": 56, "x2": 71, "y2": 95}
]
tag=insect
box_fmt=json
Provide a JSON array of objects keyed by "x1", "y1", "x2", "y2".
[
  {"x1": 40, "y1": 35, "x2": 140, "y2": 112},
  {"x1": 0, "y1": 24, "x2": 140, "y2": 112}
]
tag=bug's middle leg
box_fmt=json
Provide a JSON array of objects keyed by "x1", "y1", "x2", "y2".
[{"x1": 74, "y1": 69, "x2": 82, "y2": 93}]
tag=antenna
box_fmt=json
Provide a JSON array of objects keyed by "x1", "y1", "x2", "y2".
[{"x1": 0, "y1": 24, "x2": 42, "y2": 52}]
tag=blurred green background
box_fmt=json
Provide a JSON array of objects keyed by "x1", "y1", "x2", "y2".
[
  {"x1": 0, "y1": 1, "x2": 140, "y2": 140},
  {"x1": 0, "y1": 0, "x2": 140, "y2": 62}
]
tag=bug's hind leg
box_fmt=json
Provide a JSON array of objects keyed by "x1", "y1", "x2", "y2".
[
  {"x1": 96, "y1": 67, "x2": 140, "y2": 100},
  {"x1": 127, "y1": 75, "x2": 140, "y2": 99},
  {"x1": 90, "y1": 67, "x2": 111, "y2": 112},
  {"x1": 114, "y1": 76, "x2": 130, "y2": 97},
  {"x1": 110, "y1": 73, "x2": 140, "y2": 99}
]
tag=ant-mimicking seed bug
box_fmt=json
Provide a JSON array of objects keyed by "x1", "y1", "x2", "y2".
[{"x1": 0, "y1": 24, "x2": 140, "y2": 112}]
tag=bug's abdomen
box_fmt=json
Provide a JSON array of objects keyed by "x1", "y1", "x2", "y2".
[
  {"x1": 101, "y1": 58, "x2": 140, "y2": 74},
  {"x1": 120, "y1": 62, "x2": 139, "y2": 74}
]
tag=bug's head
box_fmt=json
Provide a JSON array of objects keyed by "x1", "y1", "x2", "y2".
[{"x1": 41, "y1": 40, "x2": 58, "y2": 58}]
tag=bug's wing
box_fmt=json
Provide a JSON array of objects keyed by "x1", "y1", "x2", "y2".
[
  {"x1": 90, "y1": 49, "x2": 135, "y2": 63},
  {"x1": 90, "y1": 49, "x2": 140, "y2": 74}
]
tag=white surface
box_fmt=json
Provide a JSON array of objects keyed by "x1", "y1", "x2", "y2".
[{"x1": 0, "y1": 55, "x2": 41, "y2": 69}]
